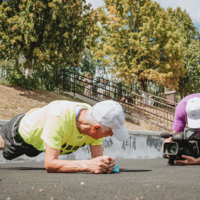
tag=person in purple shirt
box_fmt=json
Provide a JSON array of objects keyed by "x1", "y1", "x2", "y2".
[{"x1": 163, "y1": 93, "x2": 200, "y2": 165}]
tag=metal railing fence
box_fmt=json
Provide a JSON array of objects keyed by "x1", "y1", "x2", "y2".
[{"x1": 56, "y1": 70, "x2": 175, "y2": 131}]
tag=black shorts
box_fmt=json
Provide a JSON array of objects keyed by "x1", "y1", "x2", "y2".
[{"x1": 0, "y1": 113, "x2": 42, "y2": 160}]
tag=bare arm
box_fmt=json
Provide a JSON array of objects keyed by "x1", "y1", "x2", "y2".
[
  {"x1": 90, "y1": 144, "x2": 103, "y2": 158},
  {"x1": 176, "y1": 156, "x2": 200, "y2": 165},
  {"x1": 45, "y1": 144, "x2": 90, "y2": 173},
  {"x1": 45, "y1": 144, "x2": 111, "y2": 173}
]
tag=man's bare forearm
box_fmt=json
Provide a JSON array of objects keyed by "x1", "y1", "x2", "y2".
[
  {"x1": 45, "y1": 159, "x2": 90, "y2": 173},
  {"x1": 45, "y1": 145, "x2": 90, "y2": 173},
  {"x1": 45, "y1": 144, "x2": 111, "y2": 173},
  {"x1": 90, "y1": 144, "x2": 103, "y2": 159},
  {"x1": 194, "y1": 157, "x2": 200, "y2": 165}
]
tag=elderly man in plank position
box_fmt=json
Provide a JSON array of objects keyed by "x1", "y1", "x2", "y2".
[{"x1": 0, "y1": 100, "x2": 129, "y2": 173}]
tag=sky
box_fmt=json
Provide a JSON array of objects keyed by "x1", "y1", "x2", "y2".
[{"x1": 86, "y1": 0, "x2": 200, "y2": 31}]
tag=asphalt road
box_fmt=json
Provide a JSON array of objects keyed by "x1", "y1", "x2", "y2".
[{"x1": 0, "y1": 158, "x2": 199, "y2": 200}]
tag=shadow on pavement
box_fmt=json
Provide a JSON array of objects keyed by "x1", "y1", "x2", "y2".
[
  {"x1": 0, "y1": 167, "x2": 152, "y2": 173},
  {"x1": 0, "y1": 167, "x2": 45, "y2": 170},
  {"x1": 119, "y1": 168, "x2": 152, "y2": 172}
]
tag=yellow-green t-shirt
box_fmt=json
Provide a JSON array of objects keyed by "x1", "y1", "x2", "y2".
[{"x1": 18, "y1": 100, "x2": 103, "y2": 155}]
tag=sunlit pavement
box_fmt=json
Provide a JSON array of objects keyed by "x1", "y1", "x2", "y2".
[{"x1": 0, "y1": 158, "x2": 199, "y2": 200}]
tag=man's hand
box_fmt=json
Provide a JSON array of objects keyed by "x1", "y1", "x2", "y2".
[
  {"x1": 106, "y1": 157, "x2": 115, "y2": 174},
  {"x1": 175, "y1": 155, "x2": 200, "y2": 165},
  {"x1": 88, "y1": 156, "x2": 115, "y2": 174},
  {"x1": 89, "y1": 145, "x2": 115, "y2": 174}
]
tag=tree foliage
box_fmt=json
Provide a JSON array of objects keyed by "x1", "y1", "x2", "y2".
[
  {"x1": 0, "y1": 0, "x2": 98, "y2": 78},
  {"x1": 93, "y1": 0, "x2": 185, "y2": 92},
  {"x1": 168, "y1": 7, "x2": 200, "y2": 98},
  {"x1": 179, "y1": 40, "x2": 200, "y2": 98},
  {"x1": 71, "y1": 48, "x2": 97, "y2": 78}
]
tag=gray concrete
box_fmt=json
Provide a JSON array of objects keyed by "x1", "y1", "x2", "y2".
[
  {"x1": 0, "y1": 134, "x2": 164, "y2": 163},
  {"x1": 0, "y1": 119, "x2": 163, "y2": 163},
  {"x1": 0, "y1": 120, "x2": 7, "y2": 126},
  {"x1": 0, "y1": 158, "x2": 199, "y2": 200},
  {"x1": 0, "y1": 120, "x2": 7, "y2": 131}
]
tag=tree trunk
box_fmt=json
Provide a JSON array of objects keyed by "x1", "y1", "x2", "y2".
[
  {"x1": 178, "y1": 90, "x2": 184, "y2": 100},
  {"x1": 139, "y1": 79, "x2": 147, "y2": 92}
]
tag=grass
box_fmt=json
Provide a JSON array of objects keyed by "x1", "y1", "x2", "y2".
[{"x1": 0, "y1": 84, "x2": 157, "y2": 131}]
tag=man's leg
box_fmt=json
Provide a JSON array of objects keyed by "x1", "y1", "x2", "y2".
[
  {"x1": 0, "y1": 135, "x2": 4, "y2": 150},
  {"x1": 0, "y1": 113, "x2": 27, "y2": 160}
]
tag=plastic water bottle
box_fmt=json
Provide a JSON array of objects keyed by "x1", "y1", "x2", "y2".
[{"x1": 112, "y1": 165, "x2": 119, "y2": 173}]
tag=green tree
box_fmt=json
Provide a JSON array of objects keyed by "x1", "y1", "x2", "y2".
[
  {"x1": 93, "y1": 0, "x2": 185, "y2": 92},
  {"x1": 0, "y1": 59, "x2": 14, "y2": 84},
  {"x1": 0, "y1": 0, "x2": 98, "y2": 80},
  {"x1": 179, "y1": 41, "x2": 200, "y2": 98},
  {"x1": 71, "y1": 48, "x2": 97, "y2": 78},
  {"x1": 168, "y1": 7, "x2": 200, "y2": 98}
]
